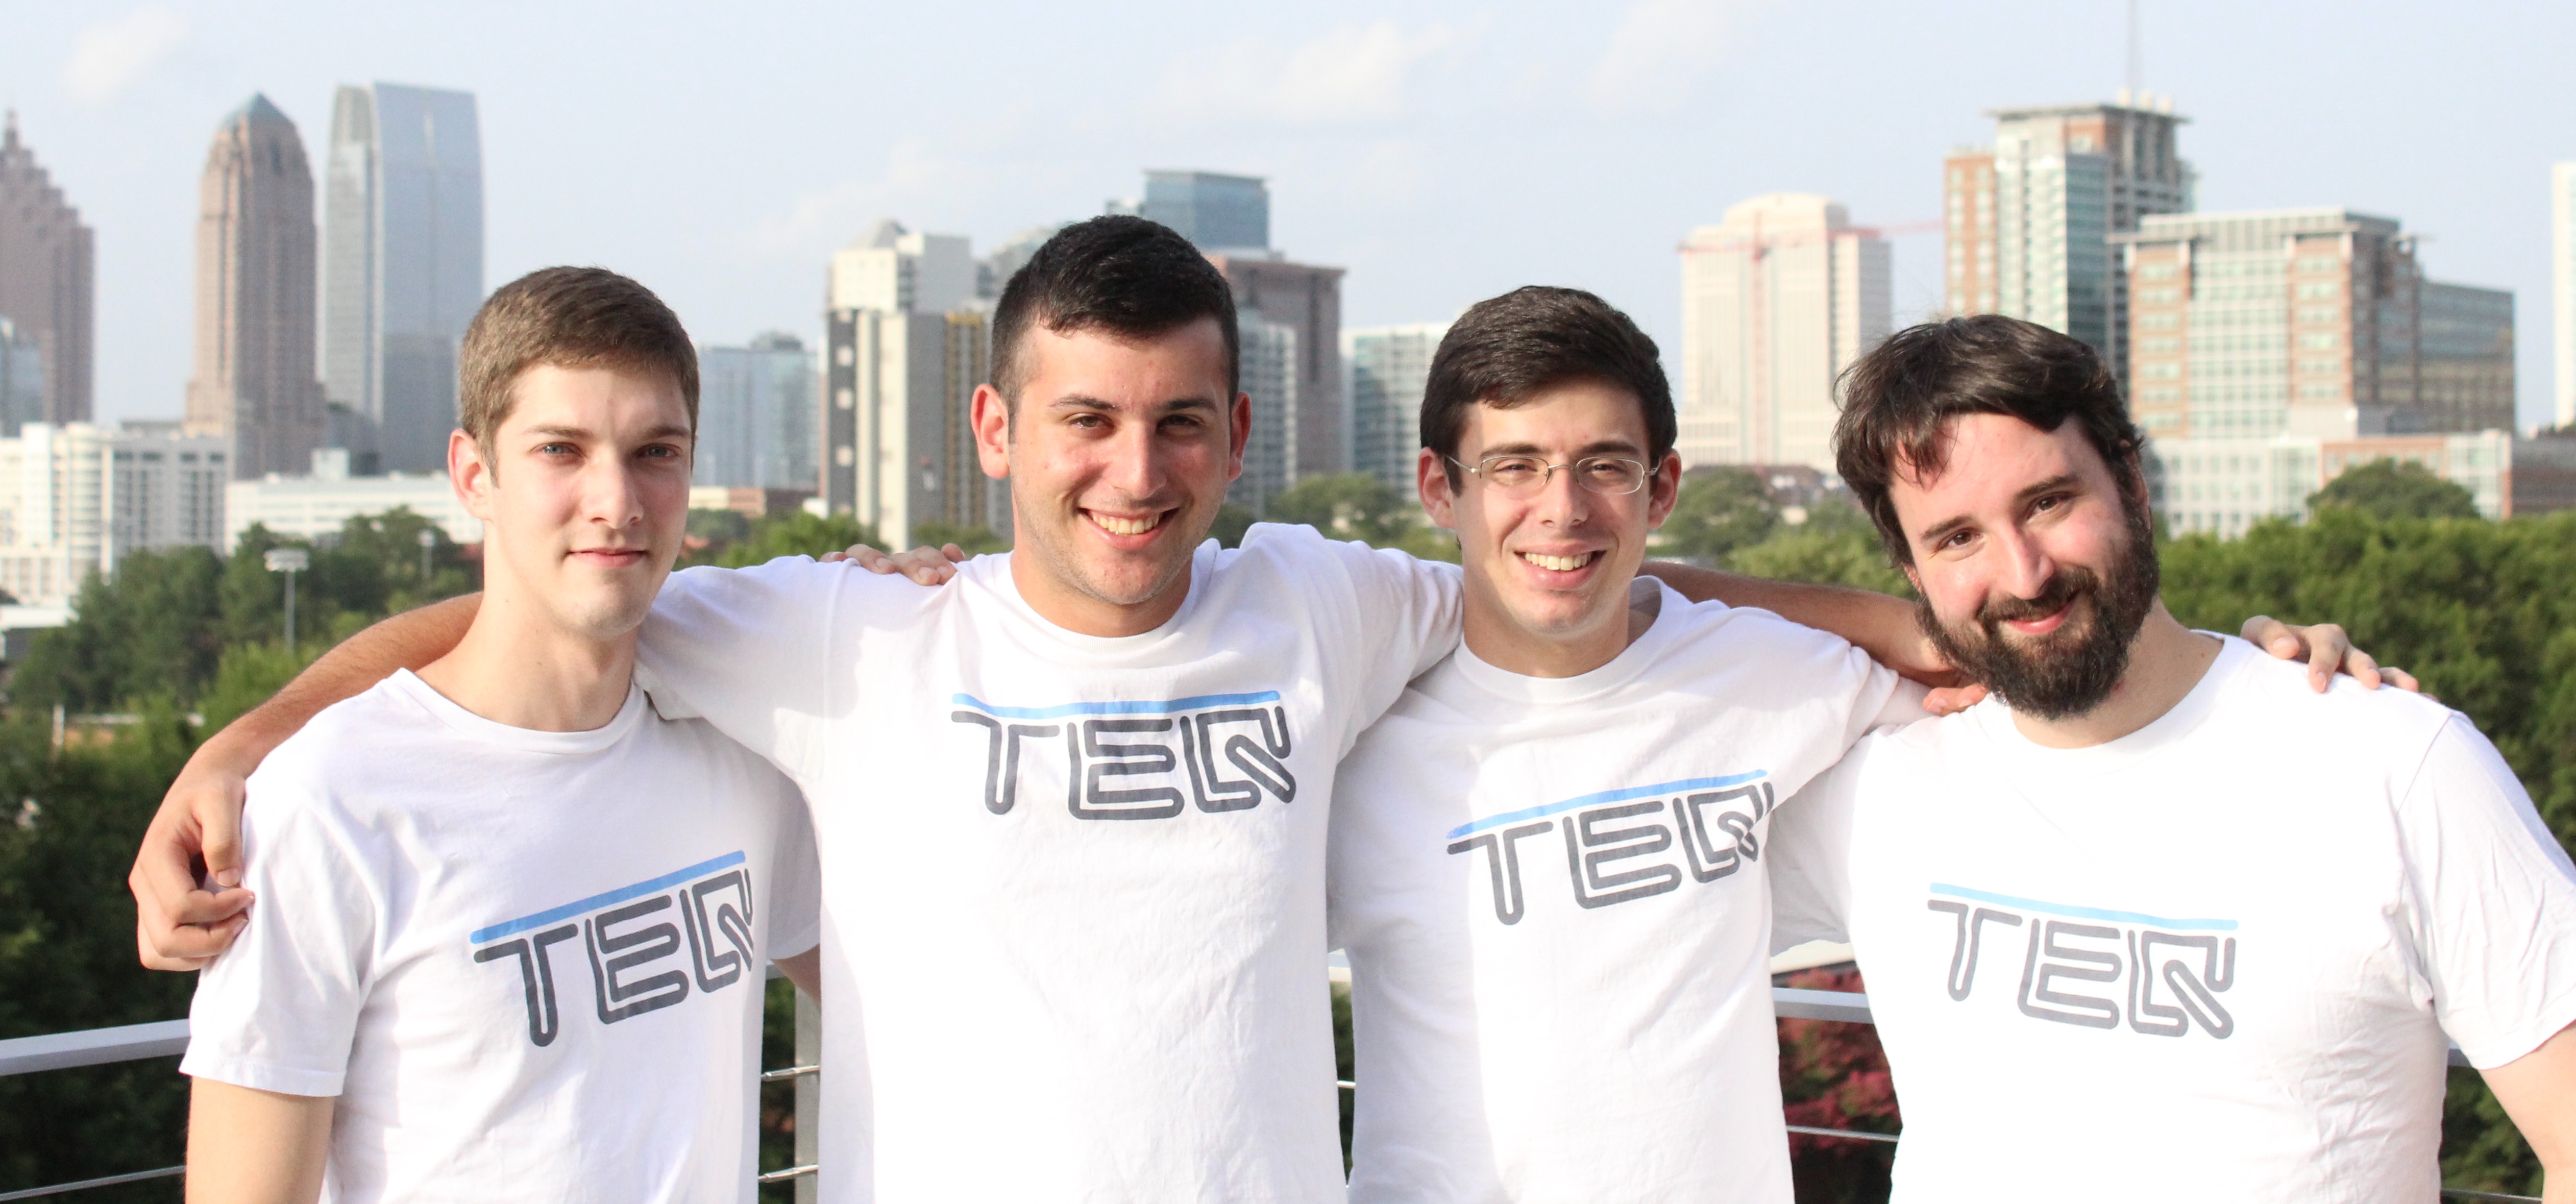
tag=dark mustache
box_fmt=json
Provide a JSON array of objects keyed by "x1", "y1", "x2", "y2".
[{"x1": 1977, "y1": 567, "x2": 2100, "y2": 627}]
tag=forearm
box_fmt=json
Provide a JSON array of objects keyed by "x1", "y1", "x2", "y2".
[
  {"x1": 1639, "y1": 562, "x2": 1948, "y2": 683},
  {"x1": 197, "y1": 594, "x2": 480, "y2": 775},
  {"x1": 2483, "y1": 1021, "x2": 2576, "y2": 1203},
  {"x1": 185, "y1": 1079, "x2": 332, "y2": 1203}
]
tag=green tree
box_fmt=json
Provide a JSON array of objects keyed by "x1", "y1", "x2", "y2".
[
  {"x1": 1268, "y1": 474, "x2": 1418, "y2": 545},
  {"x1": 908, "y1": 521, "x2": 1011, "y2": 556},
  {"x1": 1658, "y1": 468, "x2": 1780, "y2": 563},
  {"x1": 10, "y1": 547, "x2": 226, "y2": 714},
  {"x1": 683, "y1": 511, "x2": 880, "y2": 569},
  {"x1": 2310, "y1": 459, "x2": 2481, "y2": 521},
  {"x1": 1210, "y1": 504, "x2": 1257, "y2": 549}
]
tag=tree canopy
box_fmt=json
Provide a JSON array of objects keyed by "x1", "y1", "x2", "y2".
[{"x1": 2310, "y1": 459, "x2": 2482, "y2": 521}]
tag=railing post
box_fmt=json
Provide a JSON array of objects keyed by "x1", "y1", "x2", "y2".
[{"x1": 794, "y1": 986, "x2": 820, "y2": 1204}]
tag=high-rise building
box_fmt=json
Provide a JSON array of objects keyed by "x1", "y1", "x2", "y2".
[
  {"x1": 0, "y1": 421, "x2": 228, "y2": 606},
  {"x1": 2117, "y1": 208, "x2": 2518, "y2": 535},
  {"x1": 821, "y1": 222, "x2": 1000, "y2": 547},
  {"x1": 1110, "y1": 171, "x2": 1269, "y2": 252},
  {"x1": 1678, "y1": 193, "x2": 1891, "y2": 472},
  {"x1": 1207, "y1": 253, "x2": 1346, "y2": 511},
  {"x1": 1946, "y1": 97, "x2": 2192, "y2": 384},
  {"x1": 322, "y1": 83, "x2": 485, "y2": 474},
  {"x1": 187, "y1": 95, "x2": 327, "y2": 481},
  {"x1": 1234, "y1": 314, "x2": 1301, "y2": 514},
  {"x1": 0, "y1": 111, "x2": 95, "y2": 429},
  {"x1": 696, "y1": 332, "x2": 818, "y2": 490},
  {"x1": 2553, "y1": 162, "x2": 2576, "y2": 429},
  {"x1": 1344, "y1": 323, "x2": 1450, "y2": 495},
  {"x1": 977, "y1": 223, "x2": 1069, "y2": 301}
]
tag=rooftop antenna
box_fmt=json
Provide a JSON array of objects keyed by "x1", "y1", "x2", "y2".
[{"x1": 2125, "y1": 0, "x2": 2143, "y2": 104}]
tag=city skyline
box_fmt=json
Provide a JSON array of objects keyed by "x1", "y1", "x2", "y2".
[{"x1": 4, "y1": 1, "x2": 2569, "y2": 433}]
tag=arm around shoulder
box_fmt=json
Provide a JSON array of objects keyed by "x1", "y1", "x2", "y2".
[{"x1": 131, "y1": 595, "x2": 478, "y2": 970}]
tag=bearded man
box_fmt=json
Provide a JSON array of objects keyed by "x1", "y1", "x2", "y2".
[{"x1": 1768, "y1": 314, "x2": 2576, "y2": 1202}]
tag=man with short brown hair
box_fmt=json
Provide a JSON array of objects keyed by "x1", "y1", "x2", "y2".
[{"x1": 180, "y1": 267, "x2": 820, "y2": 1204}]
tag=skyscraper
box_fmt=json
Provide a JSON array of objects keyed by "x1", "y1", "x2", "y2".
[
  {"x1": 1111, "y1": 171, "x2": 1269, "y2": 252},
  {"x1": 323, "y1": 83, "x2": 485, "y2": 474},
  {"x1": 2117, "y1": 208, "x2": 2518, "y2": 534},
  {"x1": 821, "y1": 221, "x2": 1000, "y2": 547},
  {"x1": 188, "y1": 95, "x2": 327, "y2": 481},
  {"x1": 0, "y1": 111, "x2": 95, "y2": 430},
  {"x1": 0, "y1": 320, "x2": 43, "y2": 434},
  {"x1": 1344, "y1": 323, "x2": 1450, "y2": 495},
  {"x1": 697, "y1": 332, "x2": 818, "y2": 490},
  {"x1": 1208, "y1": 253, "x2": 1346, "y2": 511},
  {"x1": 1678, "y1": 193, "x2": 1890, "y2": 472},
  {"x1": 2553, "y1": 162, "x2": 2576, "y2": 430},
  {"x1": 1233, "y1": 314, "x2": 1301, "y2": 514},
  {"x1": 1946, "y1": 96, "x2": 2192, "y2": 384}
]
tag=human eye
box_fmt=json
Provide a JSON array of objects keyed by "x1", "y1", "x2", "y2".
[
  {"x1": 1483, "y1": 456, "x2": 1543, "y2": 487},
  {"x1": 1582, "y1": 457, "x2": 1644, "y2": 490}
]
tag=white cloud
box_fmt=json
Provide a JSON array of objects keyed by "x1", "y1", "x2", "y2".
[
  {"x1": 1584, "y1": 0, "x2": 1773, "y2": 116},
  {"x1": 61, "y1": 5, "x2": 189, "y2": 108},
  {"x1": 1159, "y1": 20, "x2": 1473, "y2": 127},
  {"x1": 739, "y1": 139, "x2": 988, "y2": 260}
]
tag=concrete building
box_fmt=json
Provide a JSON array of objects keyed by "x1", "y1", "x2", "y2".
[
  {"x1": 2120, "y1": 208, "x2": 2520, "y2": 536},
  {"x1": 821, "y1": 222, "x2": 1002, "y2": 548},
  {"x1": 977, "y1": 223, "x2": 1068, "y2": 300},
  {"x1": 1344, "y1": 322, "x2": 1449, "y2": 495},
  {"x1": 0, "y1": 111, "x2": 95, "y2": 428},
  {"x1": 2150, "y1": 430, "x2": 2512, "y2": 535},
  {"x1": 0, "y1": 422, "x2": 228, "y2": 606},
  {"x1": 188, "y1": 95, "x2": 328, "y2": 481},
  {"x1": 697, "y1": 333, "x2": 818, "y2": 491},
  {"x1": 224, "y1": 451, "x2": 476, "y2": 551},
  {"x1": 1110, "y1": 171, "x2": 1269, "y2": 252},
  {"x1": 322, "y1": 83, "x2": 485, "y2": 474},
  {"x1": 2554, "y1": 162, "x2": 2576, "y2": 429},
  {"x1": 1946, "y1": 96, "x2": 2192, "y2": 384},
  {"x1": 2115, "y1": 208, "x2": 2513, "y2": 441},
  {"x1": 1208, "y1": 252, "x2": 1346, "y2": 507},
  {"x1": 1678, "y1": 193, "x2": 1891, "y2": 472}
]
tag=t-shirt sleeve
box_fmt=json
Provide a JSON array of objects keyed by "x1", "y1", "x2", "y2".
[
  {"x1": 765, "y1": 777, "x2": 823, "y2": 961},
  {"x1": 1768, "y1": 748, "x2": 1868, "y2": 952},
  {"x1": 180, "y1": 776, "x2": 385, "y2": 1097},
  {"x1": 2395, "y1": 715, "x2": 2576, "y2": 1069},
  {"x1": 636, "y1": 557, "x2": 848, "y2": 776},
  {"x1": 1324, "y1": 535, "x2": 1463, "y2": 716}
]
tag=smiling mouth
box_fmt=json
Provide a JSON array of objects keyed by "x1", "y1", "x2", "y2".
[
  {"x1": 1519, "y1": 550, "x2": 1600, "y2": 573},
  {"x1": 1086, "y1": 510, "x2": 1164, "y2": 537}
]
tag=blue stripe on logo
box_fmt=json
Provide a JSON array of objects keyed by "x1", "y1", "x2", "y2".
[
  {"x1": 949, "y1": 691, "x2": 1284, "y2": 720},
  {"x1": 470, "y1": 851, "x2": 749, "y2": 945},
  {"x1": 1929, "y1": 882, "x2": 2239, "y2": 931},
  {"x1": 1446, "y1": 771, "x2": 1769, "y2": 840}
]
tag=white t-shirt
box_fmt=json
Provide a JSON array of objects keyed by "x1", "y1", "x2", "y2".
[
  {"x1": 633, "y1": 523, "x2": 1462, "y2": 1203},
  {"x1": 1768, "y1": 635, "x2": 2576, "y2": 1202},
  {"x1": 1329, "y1": 581, "x2": 1910, "y2": 1204},
  {"x1": 184, "y1": 670, "x2": 822, "y2": 1204}
]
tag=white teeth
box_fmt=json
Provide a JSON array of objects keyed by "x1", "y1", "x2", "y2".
[
  {"x1": 1520, "y1": 551, "x2": 1594, "y2": 573},
  {"x1": 1091, "y1": 512, "x2": 1161, "y2": 536}
]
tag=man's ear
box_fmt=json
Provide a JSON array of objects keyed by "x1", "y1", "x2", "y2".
[
  {"x1": 971, "y1": 384, "x2": 1011, "y2": 480},
  {"x1": 1645, "y1": 450, "x2": 1683, "y2": 529},
  {"x1": 1226, "y1": 391, "x2": 1251, "y2": 483},
  {"x1": 1416, "y1": 446, "x2": 1455, "y2": 530},
  {"x1": 449, "y1": 429, "x2": 494, "y2": 521}
]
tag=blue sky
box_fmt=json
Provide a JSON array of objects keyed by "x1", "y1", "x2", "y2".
[{"x1": 8, "y1": 0, "x2": 2571, "y2": 428}]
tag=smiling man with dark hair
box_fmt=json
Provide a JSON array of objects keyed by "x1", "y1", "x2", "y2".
[{"x1": 1770, "y1": 314, "x2": 2576, "y2": 1201}]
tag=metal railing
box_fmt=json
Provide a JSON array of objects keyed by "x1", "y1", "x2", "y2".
[{"x1": 0, "y1": 985, "x2": 2533, "y2": 1202}]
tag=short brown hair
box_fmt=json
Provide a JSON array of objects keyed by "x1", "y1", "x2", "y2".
[
  {"x1": 1834, "y1": 314, "x2": 2145, "y2": 567},
  {"x1": 1420, "y1": 286, "x2": 1674, "y2": 485},
  {"x1": 457, "y1": 267, "x2": 698, "y2": 470}
]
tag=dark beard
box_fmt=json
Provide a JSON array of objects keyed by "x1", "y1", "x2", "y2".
[{"x1": 1916, "y1": 502, "x2": 2162, "y2": 721}]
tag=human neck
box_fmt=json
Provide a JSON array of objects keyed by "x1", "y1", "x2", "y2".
[
  {"x1": 414, "y1": 582, "x2": 638, "y2": 733},
  {"x1": 2007, "y1": 602, "x2": 2222, "y2": 750},
  {"x1": 1007, "y1": 547, "x2": 1191, "y2": 638},
  {"x1": 1460, "y1": 583, "x2": 1651, "y2": 680}
]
